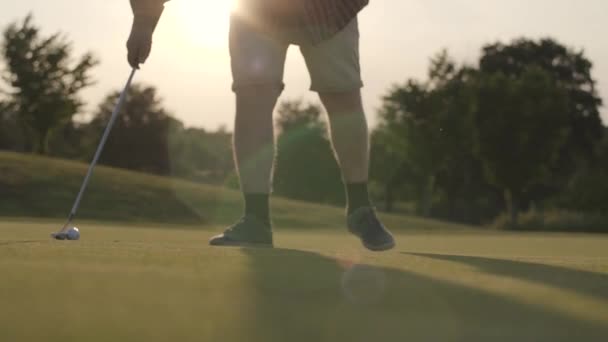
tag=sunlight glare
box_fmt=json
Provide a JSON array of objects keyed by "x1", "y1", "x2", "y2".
[{"x1": 175, "y1": 0, "x2": 238, "y2": 48}]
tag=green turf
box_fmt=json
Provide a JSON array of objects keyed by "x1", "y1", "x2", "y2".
[
  {"x1": 3, "y1": 152, "x2": 608, "y2": 340},
  {"x1": 2, "y1": 221, "x2": 608, "y2": 341},
  {"x1": 0, "y1": 151, "x2": 468, "y2": 231}
]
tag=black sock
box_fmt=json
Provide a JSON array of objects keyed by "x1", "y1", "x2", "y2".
[
  {"x1": 244, "y1": 193, "x2": 270, "y2": 224},
  {"x1": 346, "y1": 182, "x2": 371, "y2": 215}
]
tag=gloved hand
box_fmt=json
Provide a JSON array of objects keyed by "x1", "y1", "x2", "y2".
[{"x1": 126, "y1": 17, "x2": 158, "y2": 69}]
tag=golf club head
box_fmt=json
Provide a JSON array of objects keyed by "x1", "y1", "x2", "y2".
[
  {"x1": 51, "y1": 222, "x2": 78, "y2": 240},
  {"x1": 51, "y1": 231, "x2": 69, "y2": 240}
]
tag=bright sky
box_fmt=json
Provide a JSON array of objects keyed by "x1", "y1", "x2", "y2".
[{"x1": 2, "y1": 0, "x2": 607, "y2": 129}]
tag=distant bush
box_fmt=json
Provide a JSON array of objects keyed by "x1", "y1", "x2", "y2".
[
  {"x1": 555, "y1": 131, "x2": 608, "y2": 214},
  {"x1": 493, "y1": 210, "x2": 608, "y2": 233}
]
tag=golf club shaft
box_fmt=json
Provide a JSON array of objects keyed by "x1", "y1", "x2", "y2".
[{"x1": 66, "y1": 68, "x2": 137, "y2": 223}]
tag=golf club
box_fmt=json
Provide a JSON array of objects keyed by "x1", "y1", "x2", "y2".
[{"x1": 51, "y1": 68, "x2": 137, "y2": 240}]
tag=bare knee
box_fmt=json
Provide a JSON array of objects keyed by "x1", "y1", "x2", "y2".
[
  {"x1": 236, "y1": 85, "x2": 282, "y2": 111},
  {"x1": 319, "y1": 89, "x2": 364, "y2": 117},
  {"x1": 234, "y1": 85, "x2": 281, "y2": 140}
]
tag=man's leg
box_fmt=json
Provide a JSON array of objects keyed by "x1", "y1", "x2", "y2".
[
  {"x1": 318, "y1": 90, "x2": 394, "y2": 251},
  {"x1": 210, "y1": 16, "x2": 287, "y2": 247},
  {"x1": 319, "y1": 90, "x2": 371, "y2": 214},
  {"x1": 302, "y1": 18, "x2": 395, "y2": 251},
  {"x1": 210, "y1": 86, "x2": 280, "y2": 247},
  {"x1": 234, "y1": 85, "x2": 281, "y2": 221}
]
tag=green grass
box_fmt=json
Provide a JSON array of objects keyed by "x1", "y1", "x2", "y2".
[
  {"x1": 0, "y1": 151, "x2": 466, "y2": 231},
  {"x1": 1, "y1": 223, "x2": 608, "y2": 341},
  {"x1": 3, "y1": 152, "x2": 608, "y2": 340}
]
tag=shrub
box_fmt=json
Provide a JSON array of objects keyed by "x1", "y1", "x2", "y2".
[{"x1": 493, "y1": 210, "x2": 608, "y2": 233}]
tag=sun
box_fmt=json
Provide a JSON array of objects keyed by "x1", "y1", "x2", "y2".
[{"x1": 174, "y1": 0, "x2": 238, "y2": 48}]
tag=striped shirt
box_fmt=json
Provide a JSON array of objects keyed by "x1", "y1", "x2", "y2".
[
  {"x1": 130, "y1": 0, "x2": 369, "y2": 44},
  {"x1": 301, "y1": 0, "x2": 369, "y2": 43}
]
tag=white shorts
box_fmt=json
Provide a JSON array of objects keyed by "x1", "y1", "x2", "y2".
[{"x1": 229, "y1": 16, "x2": 363, "y2": 93}]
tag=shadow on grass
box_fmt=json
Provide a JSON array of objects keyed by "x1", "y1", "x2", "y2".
[
  {"x1": 239, "y1": 248, "x2": 608, "y2": 342},
  {"x1": 0, "y1": 240, "x2": 40, "y2": 246},
  {"x1": 406, "y1": 253, "x2": 608, "y2": 301}
]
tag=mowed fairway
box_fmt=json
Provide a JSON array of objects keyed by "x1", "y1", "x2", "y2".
[{"x1": 2, "y1": 221, "x2": 608, "y2": 341}]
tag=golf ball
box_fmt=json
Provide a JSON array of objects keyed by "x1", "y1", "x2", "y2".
[{"x1": 67, "y1": 227, "x2": 80, "y2": 240}]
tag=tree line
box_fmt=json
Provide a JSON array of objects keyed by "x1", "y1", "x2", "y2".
[
  {"x1": 1, "y1": 15, "x2": 606, "y2": 230},
  {"x1": 0, "y1": 15, "x2": 233, "y2": 184},
  {"x1": 372, "y1": 45, "x2": 606, "y2": 228}
]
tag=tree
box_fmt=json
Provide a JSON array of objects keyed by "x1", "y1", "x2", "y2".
[
  {"x1": 273, "y1": 100, "x2": 344, "y2": 205},
  {"x1": 0, "y1": 100, "x2": 25, "y2": 151},
  {"x1": 168, "y1": 127, "x2": 234, "y2": 183},
  {"x1": 369, "y1": 126, "x2": 408, "y2": 212},
  {"x1": 1, "y1": 14, "x2": 97, "y2": 154},
  {"x1": 89, "y1": 85, "x2": 233, "y2": 183},
  {"x1": 480, "y1": 38, "x2": 604, "y2": 184},
  {"x1": 558, "y1": 127, "x2": 608, "y2": 214},
  {"x1": 473, "y1": 67, "x2": 571, "y2": 225},
  {"x1": 375, "y1": 51, "x2": 477, "y2": 216},
  {"x1": 87, "y1": 84, "x2": 180, "y2": 175}
]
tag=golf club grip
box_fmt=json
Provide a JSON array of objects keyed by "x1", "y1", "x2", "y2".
[{"x1": 68, "y1": 68, "x2": 137, "y2": 217}]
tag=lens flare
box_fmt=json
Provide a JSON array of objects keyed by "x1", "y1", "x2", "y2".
[
  {"x1": 174, "y1": 0, "x2": 238, "y2": 48},
  {"x1": 341, "y1": 264, "x2": 387, "y2": 305}
]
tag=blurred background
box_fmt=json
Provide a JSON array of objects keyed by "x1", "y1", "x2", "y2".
[{"x1": 1, "y1": 0, "x2": 606, "y2": 231}]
